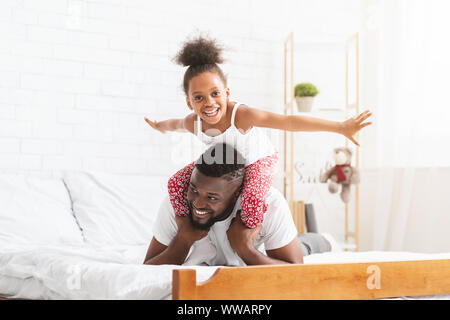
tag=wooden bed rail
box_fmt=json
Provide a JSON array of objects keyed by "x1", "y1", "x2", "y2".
[{"x1": 173, "y1": 259, "x2": 450, "y2": 300}]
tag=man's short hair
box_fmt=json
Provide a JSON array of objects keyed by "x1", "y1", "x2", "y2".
[{"x1": 195, "y1": 143, "x2": 246, "y2": 182}]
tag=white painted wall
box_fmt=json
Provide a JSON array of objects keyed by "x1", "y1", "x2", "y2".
[
  {"x1": 2, "y1": 0, "x2": 389, "y2": 248},
  {"x1": 0, "y1": 0, "x2": 364, "y2": 177}
]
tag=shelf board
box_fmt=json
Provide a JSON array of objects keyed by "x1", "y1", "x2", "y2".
[
  {"x1": 339, "y1": 242, "x2": 357, "y2": 251},
  {"x1": 285, "y1": 98, "x2": 357, "y2": 112},
  {"x1": 291, "y1": 34, "x2": 349, "y2": 46},
  {"x1": 297, "y1": 106, "x2": 358, "y2": 117}
]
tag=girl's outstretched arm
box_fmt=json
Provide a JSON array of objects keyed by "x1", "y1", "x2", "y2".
[
  {"x1": 144, "y1": 113, "x2": 196, "y2": 134},
  {"x1": 236, "y1": 106, "x2": 372, "y2": 146}
]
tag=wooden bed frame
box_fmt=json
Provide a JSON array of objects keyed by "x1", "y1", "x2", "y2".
[
  {"x1": 173, "y1": 259, "x2": 450, "y2": 300},
  {"x1": 1, "y1": 259, "x2": 448, "y2": 300}
]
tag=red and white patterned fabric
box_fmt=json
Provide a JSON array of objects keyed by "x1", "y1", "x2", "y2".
[
  {"x1": 240, "y1": 153, "x2": 278, "y2": 228},
  {"x1": 167, "y1": 153, "x2": 278, "y2": 228},
  {"x1": 167, "y1": 161, "x2": 196, "y2": 217}
]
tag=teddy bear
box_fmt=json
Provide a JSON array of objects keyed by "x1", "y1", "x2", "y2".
[{"x1": 319, "y1": 147, "x2": 360, "y2": 203}]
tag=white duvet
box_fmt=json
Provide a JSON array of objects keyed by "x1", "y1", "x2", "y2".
[
  {"x1": 1, "y1": 244, "x2": 449, "y2": 300},
  {"x1": 0, "y1": 244, "x2": 219, "y2": 300}
]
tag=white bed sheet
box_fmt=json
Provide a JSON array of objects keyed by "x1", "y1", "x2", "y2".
[
  {"x1": 0, "y1": 244, "x2": 218, "y2": 300},
  {"x1": 0, "y1": 244, "x2": 449, "y2": 300}
]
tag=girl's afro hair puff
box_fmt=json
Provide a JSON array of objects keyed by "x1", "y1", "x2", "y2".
[{"x1": 174, "y1": 35, "x2": 225, "y2": 67}]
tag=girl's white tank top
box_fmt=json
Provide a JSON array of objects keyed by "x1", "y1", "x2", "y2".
[{"x1": 196, "y1": 103, "x2": 276, "y2": 166}]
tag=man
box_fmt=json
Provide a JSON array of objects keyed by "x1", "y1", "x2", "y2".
[{"x1": 144, "y1": 143, "x2": 320, "y2": 266}]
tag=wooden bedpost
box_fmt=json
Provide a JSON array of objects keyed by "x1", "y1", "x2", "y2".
[{"x1": 172, "y1": 269, "x2": 197, "y2": 300}]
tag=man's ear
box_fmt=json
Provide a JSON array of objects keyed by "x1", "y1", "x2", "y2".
[
  {"x1": 233, "y1": 181, "x2": 244, "y2": 200},
  {"x1": 186, "y1": 96, "x2": 193, "y2": 111}
]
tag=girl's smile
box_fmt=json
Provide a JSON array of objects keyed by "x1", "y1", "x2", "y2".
[
  {"x1": 202, "y1": 106, "x2": 221, "y2": 121},
  {"x1": 203, "y1": 106, "x2": 219, "y2": 117}
]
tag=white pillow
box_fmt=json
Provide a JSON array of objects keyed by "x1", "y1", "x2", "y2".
[
  {"x1": 0, "y1": 174, "x2": 84, "y2": 245},
  {"x1": 63, "y1": 171, "x2": 169, "y2": 245}
]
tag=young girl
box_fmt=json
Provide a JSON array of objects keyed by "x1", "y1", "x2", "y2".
[{"x1": 145, "y1": 36, "x2": 372, "y2": 229}]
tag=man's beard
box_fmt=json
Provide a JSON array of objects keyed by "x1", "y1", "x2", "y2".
[
  {"x1": 188, "y1": 210, "x2": 216, "y2": 230},
  {"x1": 187, "y1": 199, "x2": 237, "y2": 231}
]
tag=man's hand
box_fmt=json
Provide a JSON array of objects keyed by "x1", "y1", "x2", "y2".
[
  {"x1": 339, "y1": 110, "x2": 373, "y2": 146},
  {"x1": 143, "y1": 216, "x2": 209, "y2": 265},
  {"x1": 226, "y1": 210, "x2": 262, "y2": 256},
  {"x1": 175, "y1": 215, "x2": 209, "y2": 245},
  {"x1": 144, "y1": 117, "x2": 167, "y2": 134}
]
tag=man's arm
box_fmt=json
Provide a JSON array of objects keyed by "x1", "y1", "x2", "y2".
[
  {"x1": 266, "y1": 238, "x2": 303, "y2": 264},
  {"x1": 144, "y1": 215, "x2": 209, "y2": 265},
  {"x1": 226, "y1": 211, "x2": 303, "y2": 265},
  {"x1": 236, "y1": 238, "x2": 303, "y2": 265},
  {"x1": 143, "y1": 235, "x2": 193, "y2": 265}
]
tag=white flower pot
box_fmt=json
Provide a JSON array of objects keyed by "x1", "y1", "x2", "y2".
[{"x1": 295, "y1": 96, "x2": 314, "y2": 112}]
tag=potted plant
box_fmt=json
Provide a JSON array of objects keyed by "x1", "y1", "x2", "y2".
[{"x1": 294, "y1": 82, "x2": 319, "y2": 112}]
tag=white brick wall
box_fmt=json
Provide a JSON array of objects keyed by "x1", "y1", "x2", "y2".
[{"x1": 0, "y1": 0, "x2": 363, "y2": 180}]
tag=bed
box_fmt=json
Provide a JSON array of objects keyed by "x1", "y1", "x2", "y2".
[
  {"x1": 1, "y1": 244, "x2": 449, "y2": 300},
  {"x1": 1, "y1": 171, "x2": 449, "y2": 300}
]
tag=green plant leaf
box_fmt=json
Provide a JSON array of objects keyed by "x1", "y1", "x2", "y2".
[{"x1": 294, "y1": 82, "x2": 319, "y2": 97}]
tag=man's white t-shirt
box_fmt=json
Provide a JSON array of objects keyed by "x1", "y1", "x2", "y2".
[{"x1": 152, "y1": 187, "x2": 298, "y2": 266}]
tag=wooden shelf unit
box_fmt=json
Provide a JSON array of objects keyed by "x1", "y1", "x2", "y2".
[{"x1": 283, "y1": 32, "x2": 360, "y2": 251}]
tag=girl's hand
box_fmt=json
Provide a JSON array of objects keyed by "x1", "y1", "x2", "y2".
[
  {"x1": 340, "y1": 110, "x2": 373, "y2": 146},
  {"x1": 144, "y1": 117, "x2": 166, "y2": 134}
]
